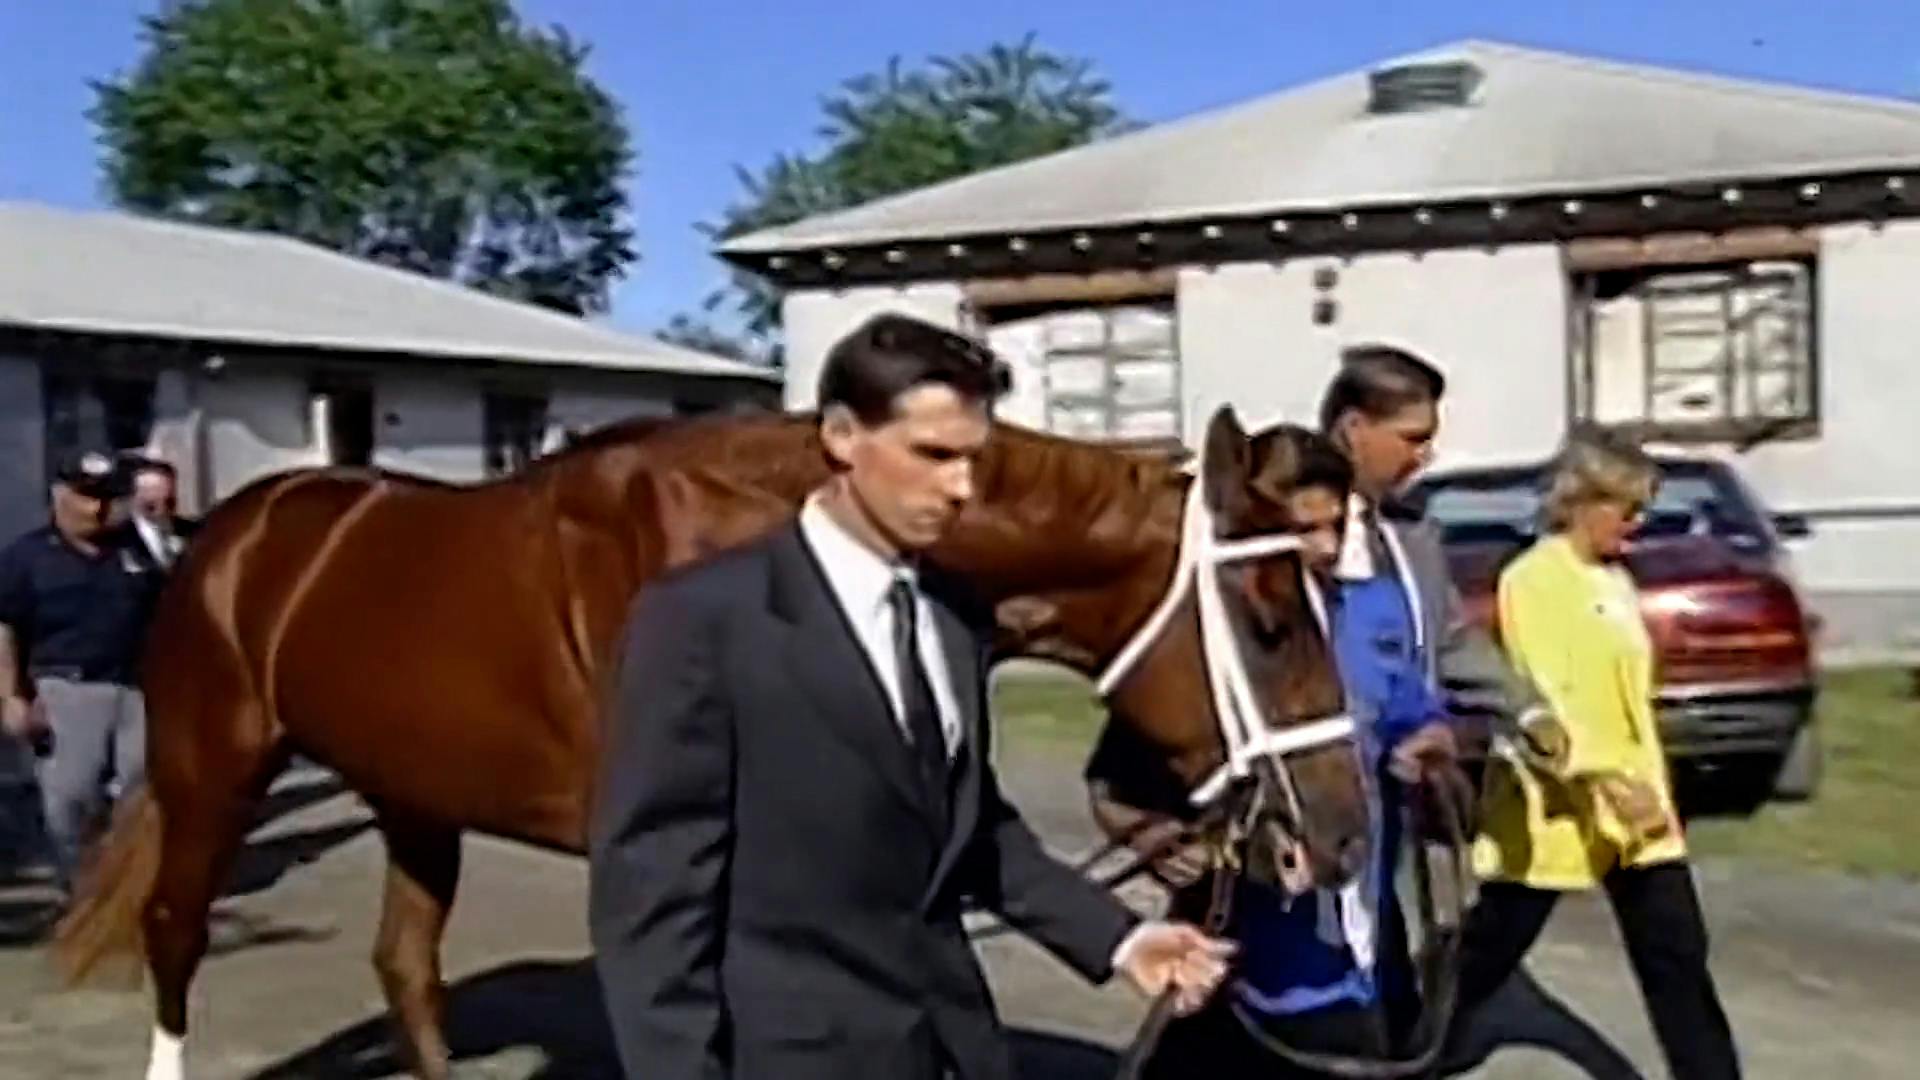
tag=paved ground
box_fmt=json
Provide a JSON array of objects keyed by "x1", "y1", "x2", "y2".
[{"x1": 2, "y1": 746, "x2": 1917, "y2": 1079}]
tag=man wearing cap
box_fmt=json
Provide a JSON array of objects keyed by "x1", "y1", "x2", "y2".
[{"x1": 0, "y1": 449, "x2": 162, "y2": 893}]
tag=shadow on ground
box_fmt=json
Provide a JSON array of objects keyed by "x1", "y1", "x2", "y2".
[
  {"x1": 248, "y1": 957, "x2": 1123, "y2": 1080},
  {"x1": 0, "y1": 769, "x2": 369, "y2": 951},
  {"x1": 1443, "y1": 967, "x2": 1646, "y2": 1080}
]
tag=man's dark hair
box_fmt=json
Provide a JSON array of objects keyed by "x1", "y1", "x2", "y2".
[
  {"x1": 1317, "y1": 344, "x2": 1447, "y2": 433},
  {"x1": 817, "y1": 314, "x2": 1011, "y2": 426},
  {"x1": 128, "y1": 455, "x2": 177, "y2": 482}
]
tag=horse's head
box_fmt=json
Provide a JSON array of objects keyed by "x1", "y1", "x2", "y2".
[{"x1": 1097, "y1": 406, "x2": 1369, "y2": 892}]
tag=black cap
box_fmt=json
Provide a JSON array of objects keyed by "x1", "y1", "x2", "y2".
[{"x1": 52, "y1": 449, "x2": 130, "y2": 498}]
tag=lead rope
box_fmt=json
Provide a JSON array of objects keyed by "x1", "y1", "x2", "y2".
[{"x1": 1112, "y1": 822, "x2": 1242, "y2": 1080}]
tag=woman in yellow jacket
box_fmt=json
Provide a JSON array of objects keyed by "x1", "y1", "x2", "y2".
[{"x1": 1452, "y1": 430, "x2": 1742, "y2": 1079}]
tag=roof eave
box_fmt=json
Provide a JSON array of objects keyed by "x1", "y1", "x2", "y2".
[
  {"x1": 720, "y1": 166, "x2": 1920, "y2": 289},
  {"x1": 0, "y1": 316, "x2": 782, "y2": 384}
]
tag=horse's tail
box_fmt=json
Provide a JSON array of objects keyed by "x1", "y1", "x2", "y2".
[{"x1": 51, "y1": 785, "x2": 163, "y2": 987}]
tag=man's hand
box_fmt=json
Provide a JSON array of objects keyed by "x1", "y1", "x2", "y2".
[
  {"x1": 1, "y1": 696, "x2": 44, "y2": 741},
  {"x1": 1389, "y1": 721, "x2": 1457, "y2": 783},
  {"x1": 1113, "y1": 921, "x2": 1237, "y2": 1016}
]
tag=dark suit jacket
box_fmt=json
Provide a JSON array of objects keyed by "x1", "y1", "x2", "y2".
[
  {"x1": 126, "y1": 515, "x2": 199, "y2": 575},
  {"x1": 588, "y1": 520, "x2": 1136, "y2": 1080}
]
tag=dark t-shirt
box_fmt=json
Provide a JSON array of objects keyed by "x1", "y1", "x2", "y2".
[{"x1": 0, "y1": 524, "x2": 162, "y2": 686}]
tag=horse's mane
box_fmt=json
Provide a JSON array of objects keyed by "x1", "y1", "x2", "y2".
[
  {"x1": 977, "y1": 426, "x2": 1185, "y2": 522},
  {"x1": 464, "y1": 409, "x2": 1188, "y2": 551},
  {"x1": 510, "y1": 408, "x2": 1179, "y2": 491},
  {"x1": 550, "y1": 415, "x2": 684, "y2": 454}
]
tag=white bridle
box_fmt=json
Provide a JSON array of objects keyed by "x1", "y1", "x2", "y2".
[{"x1": 1093, "y1": 460, "x2": 1358, "y2": 813}]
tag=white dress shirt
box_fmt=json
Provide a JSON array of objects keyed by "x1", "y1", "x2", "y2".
[
  {"x1": 133, "y1": 515, "x2": 181, "y2": 568},
  {"x1": 797, "y1": 497, "x2": 963, "y2": 756}
]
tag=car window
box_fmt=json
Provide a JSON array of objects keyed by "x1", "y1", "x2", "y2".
[
  {"x1": 1421, "y1": 478, "x2": 1543, "y2": 547},
  {"x1": 1640, "y1": 466, "x2": 1774, "y2": 550},
  {"x1": 1418, "y1": 462, "x2": 1774, "y2": 551}
]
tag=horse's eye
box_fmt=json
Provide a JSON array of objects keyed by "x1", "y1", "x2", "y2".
[{"x1": 1230, "y1": 569, "x2": 1293, "y2": 644}]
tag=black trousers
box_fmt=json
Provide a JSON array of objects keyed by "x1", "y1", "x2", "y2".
[{"x1": 1455, "y1": 861, "x2": 1741, "y2": 1080}]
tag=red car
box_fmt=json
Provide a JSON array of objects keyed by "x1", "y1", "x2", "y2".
[{"x1": 1412, "y1": 453, "x2": 1821, "y2": 806}]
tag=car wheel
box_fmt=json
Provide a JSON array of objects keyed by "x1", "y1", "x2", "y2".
[{"x1": 1770, "y1": 722, "x2": 1822, "y2": 802}]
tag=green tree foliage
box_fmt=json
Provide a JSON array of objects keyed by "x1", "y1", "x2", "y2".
[
  {"x1": 92, "y1": 0, "x2": 635, "y2": 314},
  {"x1": 695, "y1": 35, "x2": 1131, "y2": 361}
]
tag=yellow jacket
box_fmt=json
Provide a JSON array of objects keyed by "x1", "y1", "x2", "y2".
[{"x1": 1472, "y1": 535, "x2": 1686, "y2": 889}]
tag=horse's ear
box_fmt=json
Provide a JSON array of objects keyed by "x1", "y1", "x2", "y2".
[
  {"x1": 1200, "y1": 405, "x2": 1251, "y2": 522},
  {"x1": 1246, "y1": 427, "x2": 1304, "y2": 507}
]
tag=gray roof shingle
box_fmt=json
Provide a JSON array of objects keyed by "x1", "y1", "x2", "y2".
[
  {"x1": 1, "y1": 202, "x2": 775, "y2": 382},
  {"x1": 723, "y1": 39, "x2": 1920, "y2": 254}
]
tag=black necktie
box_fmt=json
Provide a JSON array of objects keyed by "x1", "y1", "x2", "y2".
[{"x1": 887, "y1": 577, "x2": 952, "y2": 820}]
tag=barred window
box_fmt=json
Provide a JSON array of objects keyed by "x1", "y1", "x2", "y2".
[{"x1": 1572, "y1": 259, "x2": 1816, "y2": 442}]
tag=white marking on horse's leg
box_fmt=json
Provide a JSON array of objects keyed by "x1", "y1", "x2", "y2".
[{"x1": 146, "y1": 1026, "x2": 185, "y2": 1080}]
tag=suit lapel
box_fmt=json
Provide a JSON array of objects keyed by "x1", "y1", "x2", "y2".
[
  {"x1": 767, "y1": 525, "x2": 936, "y2": 827},
  {"x1": 924, "y1": 577, "x2": 988, "y2": 903}
]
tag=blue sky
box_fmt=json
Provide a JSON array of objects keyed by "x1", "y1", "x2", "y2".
[{"x1": 4, "y1": 2, "x2": 1917, "y2": 337}]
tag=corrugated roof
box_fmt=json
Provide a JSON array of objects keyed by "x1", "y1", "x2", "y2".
[
  {"x1": 0, "y1": 202, "x2": 776, "y2": 382},
  {"x1": 724, "y1": 39, "x2": 1920, "y2": 254}
]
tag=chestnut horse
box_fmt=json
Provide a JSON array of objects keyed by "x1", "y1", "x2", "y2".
[{"x1": 55, "y1": 405, "x2": 1366, "y2": 1079}]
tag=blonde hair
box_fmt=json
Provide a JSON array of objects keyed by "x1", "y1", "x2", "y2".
[{"x1": 1542, "y1": 427, "x2": 1658, "y2": 531}]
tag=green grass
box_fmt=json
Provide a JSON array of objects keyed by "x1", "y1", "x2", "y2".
[
  {"x1": 1688, "y1": 667, "x2": 1920, "y2": 881},
  {"x1": 992, "y1": 670, "x2": 1107, "y2": 754},
  {"x1": 994, "y1": 666, "x2": 1920, "y2": 881}
]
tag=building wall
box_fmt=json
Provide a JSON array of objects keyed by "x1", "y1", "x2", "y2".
[
  {"x1": 782, "y1": 283, "x2": 968, "y2": 410},
  {"x1": 1177, "y1": 244, "x2": 1569, "y2": 467},
  {"x1": 546, "y1": 384, "x2": 672, "y2": 439},
  {"x1": 1726, "y1": 222, "x2": 1920, "y2": 565},
  {"x1": 201, "y1": 368, "x2": 326, "y2": 501},
  {"x1": 143, "y1": 367, "x2": 203, "y2": 513},
  {"x1": 372, "y1": 376, "x2": 486, "y2": 482},
  {"x1": 0, "y1": 353, "x2": 44, "y2": 541},
  {"x1": 1705, "y1": 220, "x2": 1920, "y2": 663},
  {"x1": 769, "y1": 236, "x2": 1920, "y2": 662}
]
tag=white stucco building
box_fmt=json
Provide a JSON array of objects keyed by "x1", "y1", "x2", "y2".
[
  {"x1": 0, "y1": 202, "x2": 779, "y2": 540},
  {"x1": 721, "y1": 39, "x2": 1920, "y2": 666}
]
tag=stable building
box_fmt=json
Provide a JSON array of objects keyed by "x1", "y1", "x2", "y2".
[
  {"x1": 1, "y1": 202, "x2": 779, "y2": 540},
  {"x1": 721, "y1": 39, "x2": 1920, "y2": 666}
]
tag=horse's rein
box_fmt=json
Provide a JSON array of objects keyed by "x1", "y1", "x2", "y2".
[{"x1": 1112, "y1": 788, "x2": 1250, "y2": 1080}]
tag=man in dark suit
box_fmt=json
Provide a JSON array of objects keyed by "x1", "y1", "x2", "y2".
[
  {"x1": 123, "y1": 455, "x2": 199, "y2": 574},
  {"x1": 589, "y1": 314, "x2": 1234, "y2": 1080}
]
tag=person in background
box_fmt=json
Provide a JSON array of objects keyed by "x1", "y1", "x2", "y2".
[
  {"x1": 0, "y1": 450, "x2": 161, "y2": 895},
  {"x1": 125, "y1": 455, "x2": 198, "y2": 573},
  {"x1": 1451, "y1": 428, "x2": 1742, "y2": 1079}
]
